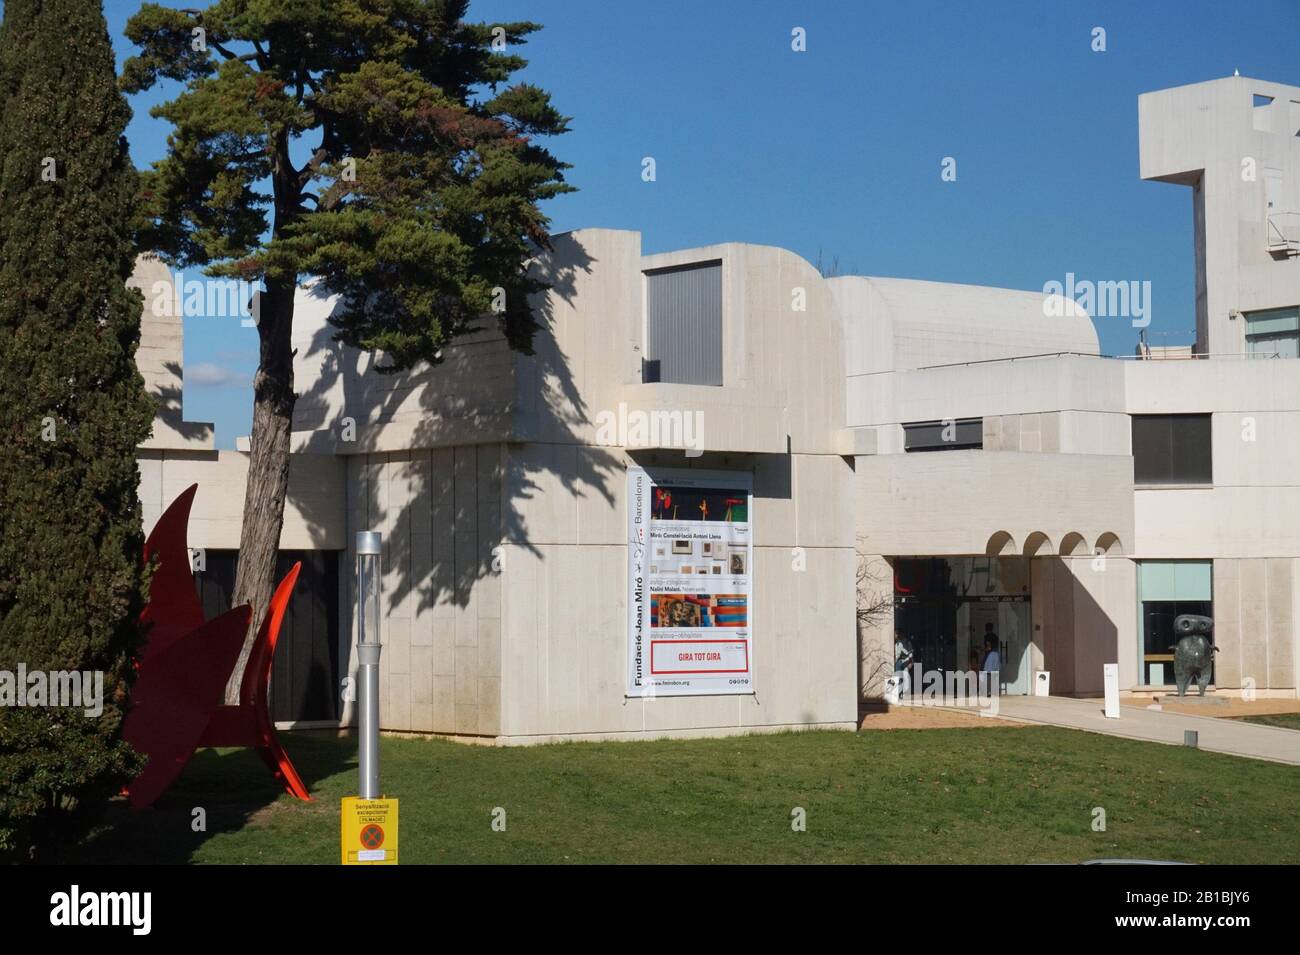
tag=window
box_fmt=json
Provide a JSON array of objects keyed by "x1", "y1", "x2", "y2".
[
  {"x1": 645, "y1": 260, "x2": 722, "y2": 385},
  {"x1": 1253, "y1": 93, "x2": 1273, "y2": 132},
  {"x1": 194, "y1": 549, "x2": 342, "y2": 722},
  {"x1": 1245, "y1": 306, "x2": 1299, "y2": 358},
  {"x1": 1136, "y1": 561, "x2": 1212, "y2": 687},
  {"x1": 903, "y1": 417, "x2": 983, "y2": 452},
  {"x1": 1131, "y1": 414, "x2": 1211, "y2": 484}
]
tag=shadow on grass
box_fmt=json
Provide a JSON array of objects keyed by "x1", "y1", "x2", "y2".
[
  {"x1": 48, "y1": 733, "x2": 353, "y2": 864},
  {"x1": 44, "y1": 726, "x2": 1300, "y2": 864}
]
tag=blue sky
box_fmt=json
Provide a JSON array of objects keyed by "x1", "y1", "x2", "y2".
[{"x1": 88, "y1": 0, "x2": 1300, "y2": 445}]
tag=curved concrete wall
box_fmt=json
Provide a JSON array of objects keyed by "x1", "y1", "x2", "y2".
[{"x1": 831, "y1": 275, "x2": 1098, "y2": 379}]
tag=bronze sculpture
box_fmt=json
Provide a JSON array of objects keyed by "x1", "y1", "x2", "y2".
[{"x1": 1170, "y1": 614, "x2": 1217, "y2": 697}]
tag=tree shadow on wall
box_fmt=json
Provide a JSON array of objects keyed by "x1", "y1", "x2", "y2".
[{"x1": 291, "y1": 234, "x2": 622, "y2": 631}]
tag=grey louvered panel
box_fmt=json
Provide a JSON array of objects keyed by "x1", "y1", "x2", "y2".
[{"x1": 645, "y1": 261, "x2": 723, "y2": 385}]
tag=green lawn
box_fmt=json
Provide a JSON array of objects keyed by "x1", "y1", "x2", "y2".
[
  {"x1": 1236, "y1": 712, "x2": 1300, "y2": 731},
  {"x1": 58, "y1": 726, "x2": 1300, "y2": 864}
]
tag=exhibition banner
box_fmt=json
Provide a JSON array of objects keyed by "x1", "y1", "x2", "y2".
[{"x1": 626, "y1": 466, "x2": 754, "y2": 697}]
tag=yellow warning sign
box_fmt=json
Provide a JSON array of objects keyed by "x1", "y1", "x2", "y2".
[{"x1": 341, "y1": 797, "x2": 399, "y2": 865}]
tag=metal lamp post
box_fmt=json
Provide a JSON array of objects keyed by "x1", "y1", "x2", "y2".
[{"x1": 356, "y1": 531, "x2": 382, "y2": 799}]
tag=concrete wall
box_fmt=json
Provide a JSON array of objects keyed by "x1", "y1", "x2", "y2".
[
  {"x1": 855, "y1": 554, "x2": 894, "y2": 700},
  {"x1": 339, "y1": 447, "x2": 505, "y2": 735},
  {"x1": 519, "y1": 230, "x2": 847, "y2": 455},
  {"x1": 290, "y1": 228, "x2": 848, "y2": 462},
  {"x1": 515, "y1": 229, "x2": 643, "y2": 447},
  {"x1": 291, "y1": 281, "x2": 519, "y2": 454},
  {"x1": 901, "y1": 354, "x2": 1120, "y2": 423},
  {"x1": 498, "y1": 447, "x2": 858, "y2": 742},
  {"x1": 845, "y1": 354, "x2": 1128, "y2": 453},
  {"x1": 1031, "y1": 557, "x2": 1138, "y2": 696},
  {"x1": 1136, "y1": 484, "x2": 1300, "y2": 560},
  {"x1": 129, "y1": 255, "x2": 215, "y2": 451},
  {"x1": 840, "y1": 335, "x2": 1300, "y2": 697},
  {"x1": 469, "y1": 232, "x2": 858, "y2": 740},
  {"x1": 1212, "y1": 558, "x2": 1298, "y2": 695},
  {"x1": 1139, "y1": 76, "x2": 1300, "y2": 354},
  {"x1": 314, "y1": 229, "x2": 859, "y2": 741},
  {"x1": 835, "y1": 272, "x2": 1140, "y2": 697},
  {"x1": 830, "y1": 276, "x2": 1098, "y2": 377},
  {"x1": 643, "y1": 242, "x2": 846, "y2": 454},
  {"x1": 1128, "y1": 360, "x2": 1300, "y2": 556},
  {"x1": 1125, "y1": 355, "x2": 1300, "y2": 412},
  {"x1": 855, "y1": 450, "x2": 1133, "y2": 559},
  {"x1": 137, "y1": 450, "x2": 345, "y2": 551},
  {"x1": 984, "y1": 410, "x2": 1132, "y2": 456}
]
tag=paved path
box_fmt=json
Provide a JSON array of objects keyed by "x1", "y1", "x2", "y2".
[{"x1": 986, "y1": 695, "x2": 1300, "y2": 766}]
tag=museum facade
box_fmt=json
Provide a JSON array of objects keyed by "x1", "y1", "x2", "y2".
[{"x1": 133, "y1": 75, "x2": 1300, "y2": 742}]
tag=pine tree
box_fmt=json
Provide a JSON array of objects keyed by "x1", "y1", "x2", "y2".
[
  {"x1": 121, "y1": 0, "x2": 572, "y2": 694},
  {"x1": 0, "y1": 0, "x2": 154, "y2": 857}
]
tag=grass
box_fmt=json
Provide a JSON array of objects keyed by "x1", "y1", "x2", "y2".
[
  {"x1": 1236, "y1": 712, "x2": 1300, "y2": 732},
  {"x1": 56, "y1": 726, "x2": 1300, "y2": 865}
]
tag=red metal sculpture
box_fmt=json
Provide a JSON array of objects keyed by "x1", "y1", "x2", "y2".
[{"x1": 123, "y1": 484, "x2": 311, "y2": 807}]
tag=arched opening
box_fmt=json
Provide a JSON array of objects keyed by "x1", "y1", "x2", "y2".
[
  {"x1": 1022, "y1": 531, "x2": 1054, "y2": 558},
  {"x1": 1094, "y1": 532, "x2": 1123, "y2": 556},
  {"x1": 1059, "y1": 532, "x2": 1087, "y2": 557},
  {"x1": 985, "y1": 531, "x2": 1016, "y2": 556}
]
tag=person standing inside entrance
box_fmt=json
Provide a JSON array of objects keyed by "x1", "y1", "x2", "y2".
[
  {"x1": 980, "y1": 623, "x2": 1001, "y2": 669},
  {"x1": 894, "y1": 635, "x2": 915, "y2": 698},
  {"x1": 981, "y1": 623, "x2": 1001, "y2": 696}
]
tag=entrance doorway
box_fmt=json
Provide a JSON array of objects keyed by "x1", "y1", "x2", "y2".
[{"x1": 893, "y1": 557, "x2": 1032, "y2": 696}]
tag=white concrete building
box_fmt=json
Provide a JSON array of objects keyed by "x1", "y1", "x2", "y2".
[{"x1": 134, "y1": 75, "x2": 1300, "y2": 742}]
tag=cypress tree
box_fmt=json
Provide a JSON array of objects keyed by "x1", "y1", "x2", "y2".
[{"x1": 0, "y1": 0, "x2": 154, "y2": 858}]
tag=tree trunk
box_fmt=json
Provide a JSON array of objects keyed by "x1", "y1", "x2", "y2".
[{"x1": 227, "y1": 276, "x2": 297, "y2": 703}]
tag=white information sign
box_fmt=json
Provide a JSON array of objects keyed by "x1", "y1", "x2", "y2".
[{"x1": 1103, "y1": 663, "x2": 1120, "y2": 719}]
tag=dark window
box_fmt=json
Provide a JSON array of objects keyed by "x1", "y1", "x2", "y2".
[
  {"x1": 1132, "y1": 414, "x2": 1212, "y2": 484},
  {"x1": 903, "y1": 417, "x2": 983, "y2": 452},
  {"x1": 645, "y1": 260, "x2": 722, "y2": 385},
  {"x1": 195, "y1": 549, "x2": 341, "y2": 723},
  {"x1": 1141, "y1": 599, "x2": 1213, "y2": 686}
]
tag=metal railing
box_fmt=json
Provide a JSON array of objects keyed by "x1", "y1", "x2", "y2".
[
  {"x1": 1267, "y1": 211, "x2": 1300, "y2": 252},
  {"x1": 910, "y1": 349, "x2": 1282, "y2": 371}
]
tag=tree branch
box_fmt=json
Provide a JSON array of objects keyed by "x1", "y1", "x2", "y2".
[
  {"x1": 184, "y1": 10, "x2": 266, "y2": 68},
  {"x1": 295, "y1": 146, "x2": 332, "y2": 188},
  {"x1": 209, "y1": 39, "x2": 257, "y2": 63},
  {"x1": 228, "y1": 147, "x2": 271, "y2": 164}
]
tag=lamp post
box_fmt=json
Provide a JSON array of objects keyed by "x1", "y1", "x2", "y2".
[{"x1": 356, "y1": 531, "x2": 382, "y2": 799}]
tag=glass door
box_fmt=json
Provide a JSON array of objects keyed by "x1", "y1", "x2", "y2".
[{"x1": 999, "y1": 601, "x2": 1031, "y2": 695}]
